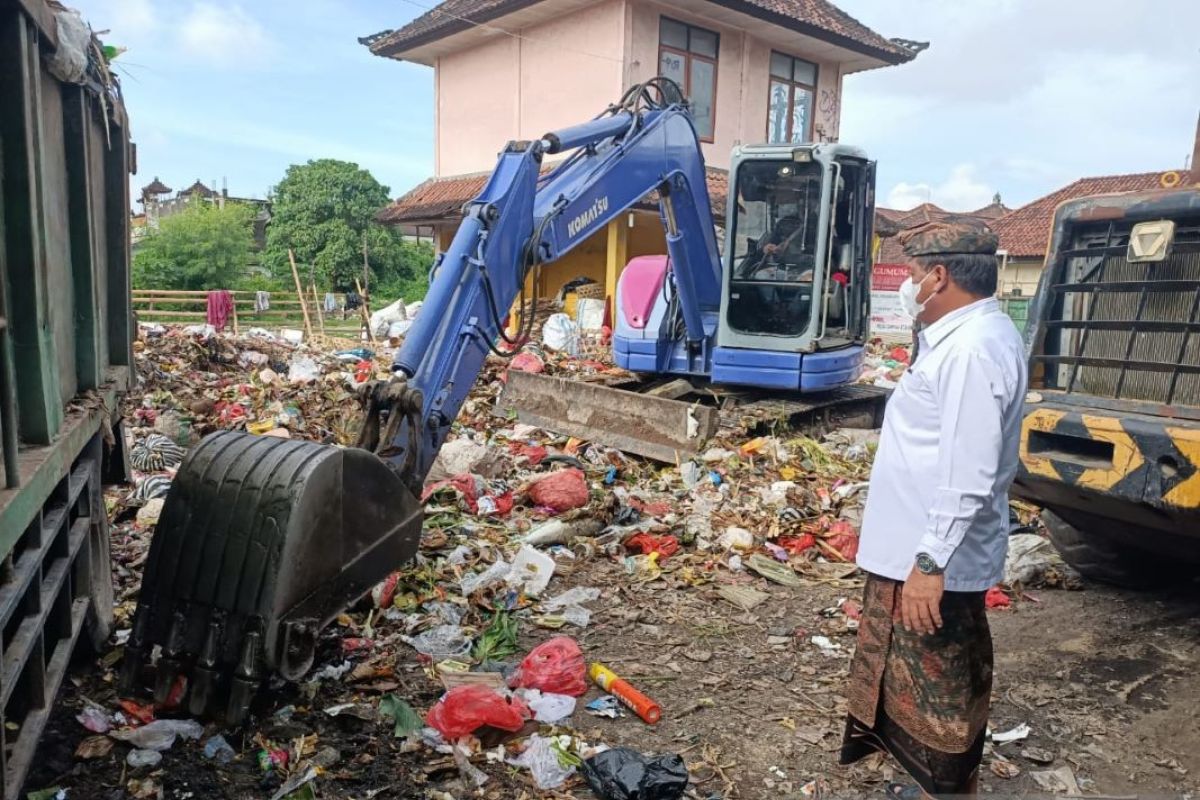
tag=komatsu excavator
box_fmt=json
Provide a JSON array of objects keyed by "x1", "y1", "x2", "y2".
[{"x1": 122, "y1": 79, "x2": 882, "y2": 722}]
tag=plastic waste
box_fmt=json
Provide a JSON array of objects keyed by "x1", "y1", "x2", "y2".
[
  {"x1": 460, "y1": 558, "x2": 511, "y2": 595},
  {"x1": 46, "y1": 8, "x2": 89, "y2": 83},
  {"x1": 582, "y1": 747, "x2": 689, "y2": 800},
  {"x1": 429, "y1": 438, "x2": 503, "y2": 482},
  {"x1": 511, "y1": 637, "x2": 587, "y2": 696},
  {"x1": 111, "y1": 718, "x2": 204, "y2": 751},
  {"x1": 527, "y1": 468, "x2": 589, "y2": 512},
  {"x1": 511, "y1": 733, "x2": 578, "y2": 789},
  {"x1": 369, "y1": 298, "x2": 408, "y2": 338},
  {"x1": 541, "y1": 585, "x2": 600, "y2": 626},
  {"x1": 718, "y1": 527, "x2": 754, "y2": 551},
  {"x1": 76, "y1": 706, "x2": 111, "y2": 733},
  {"x1": 126, "y1": 749, "x2": 163, "y2": 768},
  {"x1": 287, "y1": 356, "x2": 320, "y2": 384},
  {"x1": 522, "y1": 517, "x2": 604, "y2": 547},
  {"x1": 542, "y1": 313, "x2": 581, "y2": 355},
  {"x1": 424, "y1": 685, "x2": 531, "y2": 740},
  {"x1": 506, "y1": 545, "x2": 556, "y2": 596},
  {"x1": 511, "y1": 351, "x2": 545, "y2": 374},
  {"x1": 203, "y1": 734, "x2": 235, "y2": 764},
  {"x1": 522, "y1": 689, "x2": 577, "y2": 723},
  {"x1": 679, "y1": 461, "x2": 703, "y2": 489},
  {"x1": 586, "y1": 695, "x2": 624, "y2": 718},
  {"x1": 589, "y1": 662, "x2": 661, "y2": 724},
  {"x1": 405, "y1": 624, "x2": 473, "y2": 660}
]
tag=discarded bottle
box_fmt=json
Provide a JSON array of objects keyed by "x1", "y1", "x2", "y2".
[{"x1": 588, "y1": 662, "x2": 662, "y2": 724}]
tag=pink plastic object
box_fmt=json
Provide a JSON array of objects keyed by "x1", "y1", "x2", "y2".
[{"x1": 619, "y1": 255, "x2": 669, "y2": 329}]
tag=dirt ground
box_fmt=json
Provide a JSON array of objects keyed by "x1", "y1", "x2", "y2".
[{"x1": 26, "y1": 559, "x2": 1200, "y2": 799}]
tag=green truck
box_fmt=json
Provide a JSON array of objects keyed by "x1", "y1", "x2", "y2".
[{"x1": 0, "y1": 1, "x2": 132, "y2": 794}]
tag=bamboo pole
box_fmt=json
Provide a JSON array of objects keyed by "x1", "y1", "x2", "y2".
[
  {"x1": 310, "y1": 283, "x2": 327, "y2": 341},
  {"x1": 288, "y1": 249, "x2": 314, "y2": 341},
  {"x1": 354, "y1": 278, "x2": 377, "y2": 345}
]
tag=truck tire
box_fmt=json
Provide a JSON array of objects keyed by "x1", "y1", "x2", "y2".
[{"x1": 1042, "y1": 510, "x2": 1165, "y2": 589}]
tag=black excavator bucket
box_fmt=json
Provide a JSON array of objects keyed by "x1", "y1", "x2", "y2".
[{"x1": 120, "y1": 431, "x2": 422, "y2": 723}]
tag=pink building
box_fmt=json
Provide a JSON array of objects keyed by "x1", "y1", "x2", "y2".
[{"x1": 363, "y1": 0, "x2": 922, "y2": 311}]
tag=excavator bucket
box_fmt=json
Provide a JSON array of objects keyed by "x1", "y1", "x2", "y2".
[{"x1": 121, "y1": 431, "x2": 422, "y2": 723}]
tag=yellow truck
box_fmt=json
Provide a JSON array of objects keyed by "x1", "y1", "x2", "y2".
[{"x1": 1013, "y1": 184, "x2": 1200, "y2": 585}]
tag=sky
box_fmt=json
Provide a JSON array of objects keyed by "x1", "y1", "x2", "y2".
[{"x1": 74, "y1": 0, "x2": 1199, "y2": 213}]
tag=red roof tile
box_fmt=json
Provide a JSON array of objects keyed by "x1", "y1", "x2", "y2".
[
  {"x1": 968, "y1": 199, "x2": 1011, "y2": 220},
  {"x1": 991, "y1": 170, "x2": 1192, "y2": 258},
  {"x1": 380, "y1": 166, "x2": 731, "y2": 226},
  {"x1": 362, "y1": 0, "x2": 921, "y2": 65}
]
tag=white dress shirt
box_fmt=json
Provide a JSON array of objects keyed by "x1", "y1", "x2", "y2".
[{"x1": 857, "y1": 297, "x2": 1028, "y2": 592}]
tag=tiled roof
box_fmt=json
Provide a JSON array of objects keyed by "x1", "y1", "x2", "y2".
[
  {"x1": 969, "y1": 200, "x2": 1011, "y2": 220},
  {"x1": 179, "y1": 180, "x2": 214, "y2": 198},
  {"x1": 894, "y1": 202, "x2": 950, "y2": 228},
  {"x1": 991, "y1": 170, "x2": 1192, "y2": 258},
  {"x1": 874, "y1": 203, "x2": 1003, "y2": 265},
  {"x1": 379, "y1": 166, "x2": 731, "y2": 226},
  {"x1": 363, "y1": 0, "x2": 921, "y2": 64},
  {"x1": 141, "y1": 177, "x2": 172, "y2": 196}
]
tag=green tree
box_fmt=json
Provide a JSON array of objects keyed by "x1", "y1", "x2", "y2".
[
  {"x1": 132, "y1": 201, "x2": 255, "y2": 290},
  {"x1": 264, "y1": 159, "x2": 429, "y2": 294}
]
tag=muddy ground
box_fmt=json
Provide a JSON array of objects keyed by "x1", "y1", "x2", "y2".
[{"x1": 26, "y1": 557, "x2": 1200, "y2": 799}]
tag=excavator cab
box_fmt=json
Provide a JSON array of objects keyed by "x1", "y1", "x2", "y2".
[{"x1": 719, "y1": 144, "x2": 874, "y2": 353}]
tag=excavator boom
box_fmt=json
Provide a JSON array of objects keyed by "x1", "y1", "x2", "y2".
[{"x1": 122, "y1": 80, "x2": 725, "y2": 722}]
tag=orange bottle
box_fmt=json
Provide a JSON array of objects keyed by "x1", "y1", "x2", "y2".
[{"x1": 588, "y1": 662, "x2": 662, "y2": 724}]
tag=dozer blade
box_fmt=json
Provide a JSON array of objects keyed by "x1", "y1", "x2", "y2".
[
  {"x1": 121, "y1": 431, "x2": 422, "y2": 724},
  {"x1": 497, "y1": 371, "x2": 719, "y2": 462}
]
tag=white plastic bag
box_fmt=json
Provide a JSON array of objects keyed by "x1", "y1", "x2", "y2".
[
  {"x1": 542, "y1": 313, "x2": 580, "y2": 355},
  {"x1": 47, "y1": 9, "x2": 90, "y2": 84},
  {"x1": 576, "y1": 298, "x2": 605, "y2": 330},
  {"x1": 370, "y1": 298, "x2": 407, "y2": 338},
  {"x1": 510, "y1": 734, "x2": 577, "y2": 789},
  {"x1": 287, "y1": 356, "x2": 320, "y2": 384}
]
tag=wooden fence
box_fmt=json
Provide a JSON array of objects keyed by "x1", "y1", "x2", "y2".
[{"x1": 132, "y1": 289, "x2": 372, "y2": 342}]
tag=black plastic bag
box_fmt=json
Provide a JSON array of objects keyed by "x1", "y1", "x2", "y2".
[{"x1": 582, "y1": 747, "x2": 688, "y2": 800}]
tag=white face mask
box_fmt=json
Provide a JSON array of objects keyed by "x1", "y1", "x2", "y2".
[{"x1": 898, "y1": 271, "x2": 936, "y2": 320}]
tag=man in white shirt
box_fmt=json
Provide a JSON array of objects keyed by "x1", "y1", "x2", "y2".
[{"x1": 839, "y1": 219, "x2": 1027, "y2": 799}]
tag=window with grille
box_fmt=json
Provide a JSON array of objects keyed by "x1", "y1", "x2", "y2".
[
  {"x1": 767, "y1": 52, "x2": 817, "y2": 144},
  {"x1": 659, "y1": 17, "x2": 718, "y2": 141}
]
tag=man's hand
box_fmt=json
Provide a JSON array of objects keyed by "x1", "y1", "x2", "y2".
[
  {"x1": 763, "y1": 243, "x2": 780, "y2": 255},
  {"x1": 901, "y1": 567, "x2": 944, "y2": 635}
]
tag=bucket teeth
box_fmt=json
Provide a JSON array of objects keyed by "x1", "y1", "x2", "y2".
[
  {"x1": 188, "y1": 620, "x2": 223, "y2": 717},
  {"x1": 153, "y1": 610, "x2": 188, "y2": 704},
  {"x1": 119, "y1": 604, "x2": 152, "y2": 693},
  {"x1": 226, "y1": 631, "x2": 261, "y2": 725}
]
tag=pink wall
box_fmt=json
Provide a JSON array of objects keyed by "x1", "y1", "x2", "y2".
[
  {"x1": 434, "y1": 0, "x2": 846, "y2": 177},
  {"x1": 435, "y1": 0, "x2": 626, "y2": 176},
  {"x1": 627, "y1": 0, "x2": 843, "y2": 166}
]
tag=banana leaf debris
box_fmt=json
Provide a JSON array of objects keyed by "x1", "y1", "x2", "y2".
[{"x1": 28, "y1": 323, "x2": 1085, "y2": 800}]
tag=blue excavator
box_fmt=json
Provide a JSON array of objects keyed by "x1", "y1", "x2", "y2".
[{"x1": 123, "y1": 79, "x2": 884, "y2": 721}]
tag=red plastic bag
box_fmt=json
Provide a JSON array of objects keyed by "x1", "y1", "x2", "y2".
[
  {"x1": 527, "y1": 468, "x2": 589, "y2": 512},
  {"x1": 510, "y1": 351, "x2": 545, "y2": 374},
  {"x1": 985, "y1": 585, "x2": 1011, "y2": 609},
  {"x1": 425, "y1": 685, "x2": 531, "y2": 740},
  {"x1": 778, "y1": 534, "x2": 817, "y2": 555},
  {"x1": 511, "y1": 637, "x2": 587, "y2": 697},
  {"x1": 625, "y1": 533, "x2": 680, "y2": 560},
  {"x1": 823, "y1": 520, "x2": 859, "y2": 562}
]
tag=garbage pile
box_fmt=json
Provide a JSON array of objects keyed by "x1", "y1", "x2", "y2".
[{"x1": 39, "y1": 322, "x2": 1077, "y2": 800}]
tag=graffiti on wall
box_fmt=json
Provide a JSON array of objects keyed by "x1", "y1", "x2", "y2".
[{"x1": 816, "y1": 87, "x2": 841, "y2": 142}]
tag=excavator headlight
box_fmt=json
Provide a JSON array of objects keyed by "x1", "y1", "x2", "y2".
[{"x1": 792, "y1": 148, "x2": 813, "y2": 163}]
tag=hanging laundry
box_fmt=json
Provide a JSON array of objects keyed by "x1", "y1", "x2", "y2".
[
  {"x1": 324, "y1": 293, "x2": 338, "y2": 313},
  {"x1": 206, "y1": 290, "x2": 233, "y2": 330},
  {"x1": 254, "y1": 291, "x2": 270, "y2": 312}
]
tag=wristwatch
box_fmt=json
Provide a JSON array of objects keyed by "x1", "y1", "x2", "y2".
[{"x1": 915, "y1": 552, "x2": 944, "y2": 575}]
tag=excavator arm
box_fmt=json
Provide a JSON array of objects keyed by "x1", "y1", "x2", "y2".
[{"x1": 122, "y1": 80, "x2": 722, "y2": 722}]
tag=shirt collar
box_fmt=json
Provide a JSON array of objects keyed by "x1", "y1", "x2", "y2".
[{"x1": 918, "y1": 297, "x2": 999, "y2": 350}]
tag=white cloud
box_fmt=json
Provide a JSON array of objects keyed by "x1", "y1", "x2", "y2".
[
  {"x1": 887, "y1": 164, "x2": 995, "y2": 211},
  {"x1": 178, "y1": 3, "x2": 276, "y2": 68},
  {"x1": 109, "y1": 0, "x2": 156, "y2": 38}
]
